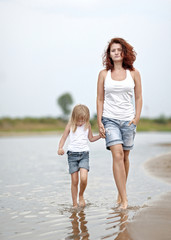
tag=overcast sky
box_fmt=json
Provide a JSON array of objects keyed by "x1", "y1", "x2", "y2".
[{"x1": 0, "y1": 0, "x2": 171, "y2": 118}]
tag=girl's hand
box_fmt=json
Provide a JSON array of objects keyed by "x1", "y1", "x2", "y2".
[
  {"x1": 98, "y1": 122, "x2": 106, "y2": 138},
  {"x1": 58, "y1": 148, "x2": 65, "y2": 155}
]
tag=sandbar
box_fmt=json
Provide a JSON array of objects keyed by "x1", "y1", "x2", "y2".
[{"x1": 128, "y1": 152, "x2": 171, "y2": 240}]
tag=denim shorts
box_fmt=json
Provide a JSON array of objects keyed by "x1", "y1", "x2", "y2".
[
  {"x1": 67, "y1": 151, "x2": 89, "y2": 174},
  {"x1": 102, "y1": 117, "x2": 136, "y2": 150}
]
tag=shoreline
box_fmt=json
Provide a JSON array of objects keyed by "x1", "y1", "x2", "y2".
[
  {"x1": 0, "y1": 130, "x2": 171, "y2": 137},
  {"x1": 0, "y1": 131, "x2": 60, "y2": 137},
  {"x1": 128, "y1": 152, "x2": 171, "y2": 240}
]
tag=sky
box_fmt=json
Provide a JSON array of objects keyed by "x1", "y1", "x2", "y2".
[{"x1": 0, "y1": 0, "x2": 171, "y2": 119}]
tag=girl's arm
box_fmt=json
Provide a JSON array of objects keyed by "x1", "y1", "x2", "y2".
[
  {"x1": 88, "y1": 124, "x2": 101, "y2": 142},
  {"x1": 57, "y1": 122, "x2": 70, "y2": 155},
  {"x1": 96, "y1": 70, "x2": 107, "y2": 138},
  {"x1": 130, "y1": 69, "x2": 143, "y2": 126}
]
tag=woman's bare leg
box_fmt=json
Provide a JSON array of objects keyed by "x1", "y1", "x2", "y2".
[
  {"x1": 123, "y1": 150, "x2": 130, "y2": 178},
  {"x1": 110, "y1": 144, "x2": 128, "y2": 209},
  {"x1": 71, "y1": 171, "x2": 79, "y2": 207},
  {"x1": 79, "y1": 168, "x2": 88, "y2": 207},
  {"x1": 117, "y1": 150, "x2": 130, "y2": 204}
]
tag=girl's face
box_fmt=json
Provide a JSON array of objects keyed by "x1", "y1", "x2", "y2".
[
  {"x1": 76, "y1": 118, "x2": 85, "y2": 127},
  {"x1": 110, "y1": 43, "x2": 123, "y2": 62}
]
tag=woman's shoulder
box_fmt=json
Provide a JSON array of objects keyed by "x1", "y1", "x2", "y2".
[
  {"x1": 130, "y1": 68, "x2": 141, "y2": 80},
  {"x1": 130, "y1": 68, "x2": 140, "y2": 74},
  {"x1": 98, "y1": 69, "x2": 108, "y2": 80}
]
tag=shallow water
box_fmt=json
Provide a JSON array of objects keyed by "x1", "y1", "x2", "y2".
[{"x1": 0, "y1": 132, "x2": 171, "y2": 239}]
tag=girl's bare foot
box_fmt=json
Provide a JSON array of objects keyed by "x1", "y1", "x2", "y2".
[{"x1": 79, "y1": 196, "x2": 86, "y2": 207}]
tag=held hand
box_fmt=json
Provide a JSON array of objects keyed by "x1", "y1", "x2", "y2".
[
  {"x1": 98, "y1": 122, "x2": 106, "y2": 138},
  {"x1": 58, "y1": 148, "x2": 65, "y2": 155}
]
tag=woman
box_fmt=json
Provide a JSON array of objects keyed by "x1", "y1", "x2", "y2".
[{"x1": 97, "y1": 38, "x2": 142, "y2": 209}]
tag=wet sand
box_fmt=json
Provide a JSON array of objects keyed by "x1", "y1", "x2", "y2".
[
  {"x1": 128, "y1": 153, "x2": 171, "y2": 240},
  {"x1": 144, "y1": 152, "x2": 171, "y2": 184}
]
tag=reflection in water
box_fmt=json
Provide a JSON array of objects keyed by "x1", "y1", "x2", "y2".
[
  {"x1": 103, "y1": 209, "x2": 131, "y2": 240},
  {"x1": 113, "y1": 211, "x2": 131, "y2": 240},
  {"x1": 66, "y1": 208, "x2": 90, "y2": 240},
  {"x1": 66, "y1": 207, "x2": 132, "y2": 240}
]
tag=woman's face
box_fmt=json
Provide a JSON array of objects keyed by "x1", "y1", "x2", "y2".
[{"x1": 110, "y1": 43, "x2": 123, "y2": 62}]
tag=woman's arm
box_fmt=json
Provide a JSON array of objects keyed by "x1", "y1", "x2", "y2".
[
  {"x1": 130, "y1": 69, "x2": 143, "y2": 125},
  {"x1": 96, "y1": 70, "x2": 107, "y2": 138},
  {"x1": 57, "y1": 122, "x2": 70, "y2": 155},
  {"x1": 88, "y1": 124, "x2": 101, "y2": 142}
]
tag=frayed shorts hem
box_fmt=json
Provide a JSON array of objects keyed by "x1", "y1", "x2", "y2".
[
  {"x1": 122, "y1": 145, "x2": 134, "y2": 150},
  {"x1": 106, "y1": 140, "x2": 123, "y2": 150},
  {"x1": 69, "y1": 167, "x2": 89, "y2": 175}
]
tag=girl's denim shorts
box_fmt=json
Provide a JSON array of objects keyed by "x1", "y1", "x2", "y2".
[
  {"x1": 102, "y1": 117, "x2": 136, "y2": 151},
  {"x1": 67, "y1": 151, "x2": 89, "y2": 174}
]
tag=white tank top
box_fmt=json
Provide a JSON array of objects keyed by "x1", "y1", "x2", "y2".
[
  {"x1": 103, "y1": 69, "x2": 135, "y2": 121},
  {"x1": 68, "y1": 124, "x2": 89, "y2": 152}
]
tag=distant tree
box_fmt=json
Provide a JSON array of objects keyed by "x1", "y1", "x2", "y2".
[{"x1": 57, "y1": 92, "x2": 73, "y2": 119}]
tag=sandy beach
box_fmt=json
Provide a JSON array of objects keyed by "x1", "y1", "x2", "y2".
[
  {"x1": 128, "y1": 152, "x2": 171, "y2": 240},
  {"x1": 144, "y1": 151, "x2": 171, "y2": 184}
]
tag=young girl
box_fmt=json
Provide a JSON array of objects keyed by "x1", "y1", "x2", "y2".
[{"x1": 58, "y1": 104, "x2": 101, "y2": 208}]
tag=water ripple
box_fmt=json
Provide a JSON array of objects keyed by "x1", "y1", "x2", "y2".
[{"x1": 0, "y1": 133, "x2": 171, "y2": 239}]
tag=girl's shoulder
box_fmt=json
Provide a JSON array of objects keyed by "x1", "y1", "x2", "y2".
[
  {"x1": 65, "y1": 122, "x2": 71, "y2": 131},
  {"x1": 87, "y1": 122, "x2": 91, "y2": 130},
  {"x1": 84, "y1": 123, "x2": 91, "y2": 131},
  {"x1": 66, "y1": 121, "x2": 71, "y2": 127}
]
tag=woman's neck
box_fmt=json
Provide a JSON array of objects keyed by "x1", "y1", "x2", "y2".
[{"x1": 113, "y1": 61, "x2": 123, "y2": 71}]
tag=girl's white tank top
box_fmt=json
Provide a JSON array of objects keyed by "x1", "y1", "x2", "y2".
[
  {"x1": 68, "y1": 124, "x2": 89, "y2": 152},
  {"x1": 102, "y1": 69, "x2": 135, "y2": 121}
]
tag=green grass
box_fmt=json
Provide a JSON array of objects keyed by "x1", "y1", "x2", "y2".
[
  {"x1": 0, "y1": 117, "x2": 67, "y2": 133},
  {"x1": 136, "y1": 118, "x2": 171, "y2": 131},
  {"x1": 0, "y1": 116, "x2": 171, "y2": 135}
]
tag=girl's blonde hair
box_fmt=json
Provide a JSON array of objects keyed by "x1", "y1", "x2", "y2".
[{"x1": 70, "y1": 104, "x2": 90, "y2": 132}]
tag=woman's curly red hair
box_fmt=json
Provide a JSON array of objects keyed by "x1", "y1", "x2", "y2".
[{"x1": 102, "y1": 38, "x2": 137, "y2": 71}]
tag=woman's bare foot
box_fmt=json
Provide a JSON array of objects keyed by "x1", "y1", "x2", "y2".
[
  {"x1": 118, "y1": 200, "x2": 128, "y2": 210},
  {"x1": 72, "y1": 204, "x2": 78, "y2": 209},
  {"x1": 116, "y1": 194, "x2": 122, "y2": 205},
  {"x1": 79, "y1": 196, "x2": 86, "y2": 207}
]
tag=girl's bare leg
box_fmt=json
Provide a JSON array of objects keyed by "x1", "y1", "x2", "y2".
[
  {"x1": 79, "y1": 168, "x2": 88, "y2": 207},
  {"x1": 117, "y1": 150, "x2": 130, "y2": 204},
  {"x1": 110, "y1": 144, "x2": 128, "y2": 209},
  {"x1": 71, "y1": 171, "x2": 79, "y2": 207}
]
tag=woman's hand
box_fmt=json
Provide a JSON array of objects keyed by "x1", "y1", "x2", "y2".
[
  {"x1": 58, "y1": 148, "x2": 65, "y2": 155},
  {"x1": 128, "y1": 118, "x2": 139, "y2": 126},
  {"x1": 98, "y1": 122, "x2": 106, "y2": 138}
]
